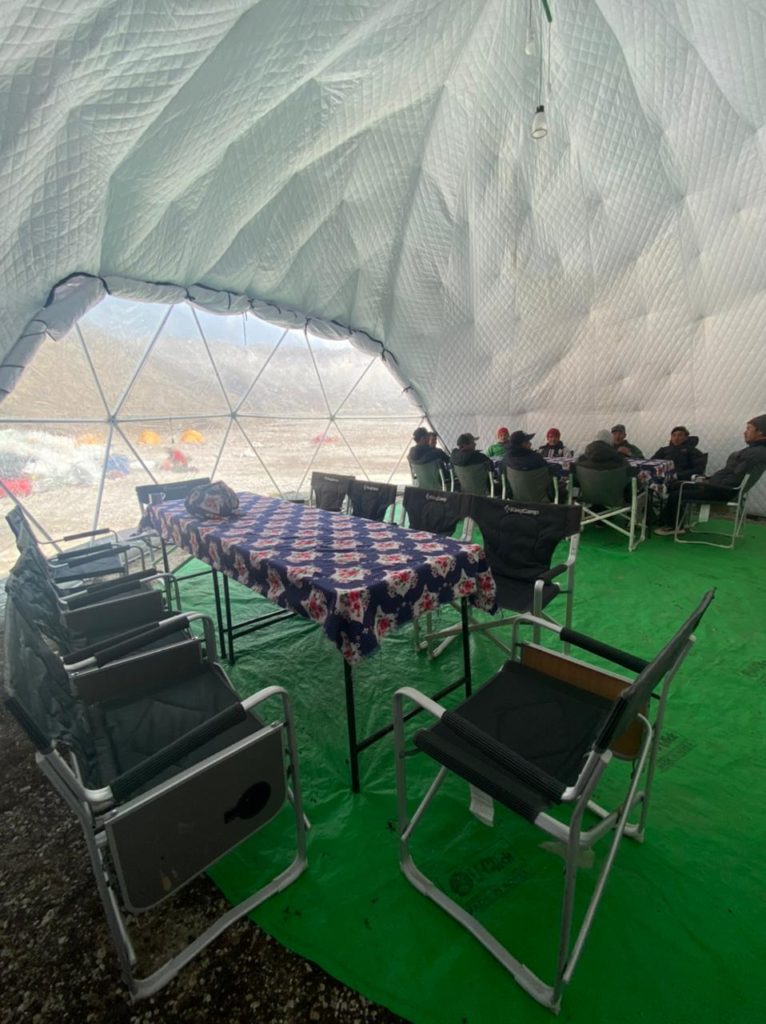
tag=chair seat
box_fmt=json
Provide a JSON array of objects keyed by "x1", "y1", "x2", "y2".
[
  {"x1": 494, "y1": 574, "x2": 560, "y2": 613},
  {"x1": 415, "y1": 660, "x2": 613, "y2": 821},
  {"x1": 87, "y1": 666, "x2": 261, "y2": 791}
]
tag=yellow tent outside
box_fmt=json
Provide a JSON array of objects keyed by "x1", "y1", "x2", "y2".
[
  {"x1": 139, "y1": 428, "x2": 162, "y2": 446},
  {"x1": 75, "y1": 432, "x2": 103, "y2": 446},
  {"x1": 180, "y1": 428, "x2": 204, "y2": 444}
]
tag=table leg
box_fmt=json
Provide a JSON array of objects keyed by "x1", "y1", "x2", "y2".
[
  {"x1": 222, "y1": 573, "x2": 235, "y2": 665},
  {"x1": 461, "y1": 597, "x2": 472, "y2": 696},
  {"x1": 211, "y1": 570, "x2": 227, "y2": 662},
  {"x1": 344, "y1": 660, "x2": 361, "y2": 794}
]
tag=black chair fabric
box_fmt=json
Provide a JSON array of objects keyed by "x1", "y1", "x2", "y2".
[
  {"x1": 310, "y1": 472, "x2": 355, "y2": 512},
  {"x1": 349, "y1": 480, "x2": 398, "y2": 521},
  {"x1": 469, "y1": 496, "x2": 581, "y2": 585},
  {"x1": 403, "y1": 486, "x2": 469, "y2": 535},
  {"x1": 415, "y1": 659, "x2": 613, "y2": 821}
]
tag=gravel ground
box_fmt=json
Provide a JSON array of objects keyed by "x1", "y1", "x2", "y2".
[{"x1": 0, "y1": 629, "x2": 409, "y2": 1024}]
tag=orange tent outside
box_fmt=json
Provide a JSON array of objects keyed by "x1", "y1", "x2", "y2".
[
  {"x1": 139, "y1": 428, "x2": 162, "y2": 446},
  {"x1": 76, "y1": 432, "x2": 103, "y2": 446},
  {"x1": 180, "y1": 428, "x2": 204, "y2": 444}
]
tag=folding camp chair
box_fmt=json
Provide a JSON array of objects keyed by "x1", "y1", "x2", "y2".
[
  {"x1": 6, "y1": 546, "x2": 179, "y2": 656},
  {"x1": 309, "y1": 471, "x2": 355, "y2": 512},
  {"x1": 574, "y1": 467, "x2": 648, "y2": 551},
  {"x1": 393, "y1": 590, "x2": 714, "y2": 1012},
  {"x1": 407, "y1": 457, "x2": 452, "y2": 491},
  {"x1": 400, "y1": 487, "x2": 472, "y2": 656},
  {"x1": 506, "y1": 466, "x2": 559, "y2": 504},
  {"x1": 4, "y1": 595, "x2": 308, "y2": 1002},
  {"x1": 6, "y1": 505, "x2": 144, "y2": 584},
  {"x1": 453, "y1": 462, "x2": 496, "y2": 497},
  {"x1": 673, "y1": 473, "x2": 757, "y2": 548},
  {"x1": 422, "y1": 497, "x2": 581, "y2": 658},
  {"x1": 348, "y1": 479, "x2": 398, "y2": 522},
  {"x1": 401, "y1": 485, "x2": 470, "y2": 537}
]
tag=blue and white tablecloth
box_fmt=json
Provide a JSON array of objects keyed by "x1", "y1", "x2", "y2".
[{"x1": 147, "y1": 493, "x2": 497, "y2": 664}]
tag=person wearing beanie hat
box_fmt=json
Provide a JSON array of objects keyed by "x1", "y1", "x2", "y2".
[
  {"x1": 538, "y1": 427, "x2": 567, "y2": 458},
  {"x1": 655, "y1": 414, "x2": 766, "y2": 534},
  {"x1": 486, "y1": 426, "x2": 511, "y2": 458}
]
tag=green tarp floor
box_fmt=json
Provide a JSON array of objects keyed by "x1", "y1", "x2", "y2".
[{"x1": 175, "y1": 521, "x2": 766, "y2": 1024}]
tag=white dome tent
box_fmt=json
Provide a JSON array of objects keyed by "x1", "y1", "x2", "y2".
[{"x1": 0, "y1": 0, "x2": 764, "y2": 536}]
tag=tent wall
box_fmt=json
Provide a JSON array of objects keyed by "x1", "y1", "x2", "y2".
[{"x1": 0, "y1": 1, "x2": 764, "y2": 510}]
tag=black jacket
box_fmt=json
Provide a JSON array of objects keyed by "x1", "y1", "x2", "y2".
[
  {"x1": 709, "y1": 439, "x2": 766, "y2": 489},
  {"x1": 502, "y1": 446, "x2": 547, "y2": 471},
  {"x1": 451, "y1": 448, "x2": 492, "y2": 468},
  {"x1": 652, "y1": 436, "x2": 706, "y2": 480},
  {"x1": 538, "y1": 441, "x2": 565, "y2": 457},
  {"x1": 576, "y1": 441, "x2": 629, "y2": 471},
  {"x1": 408, "y1": 444, "x2": 451, "y2": 467}
]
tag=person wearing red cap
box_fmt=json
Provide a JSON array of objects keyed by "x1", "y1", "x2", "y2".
[
  {"x1": 538, "y1": 428, "x2": 566, "y2": 457},
  {"x1": 486, "y1": 426, "x2": 511, "y2": 458}
]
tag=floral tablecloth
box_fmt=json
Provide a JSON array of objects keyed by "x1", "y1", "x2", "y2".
[{"x1": 147, "y1": 493, "x2": 497, "y2": 664}]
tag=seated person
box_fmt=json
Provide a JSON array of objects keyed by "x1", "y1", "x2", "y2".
[
  {"x1": 409, "y1": 427, "x2": 451, "y2": 468},
  {"x1": 486, "y1": 426, "x2": 511, "y2": 458},
  {"x1": 655, "y1": 415, "x2": 766, "y2": 534},
  {"x1": 427, "y1": 431, "x2": 439, "y2": 447},
  {"x1": 577, "y1": 430, "x2": 629, "y2": 471},
  {"x1": 611, "y1": 424, "x2": 644, "y2": 459},
  {"x1": 451, "y1": 432, "x2": 492, "y2": 468},
  {"x1": 502, "y1": 431, "x2": 547, "y2": 471},
  {"x1": 538, "y1": 427, "x2": 566, "y2": 457},
  {"x1": 652, "y1": 426, "x2": 706, "y2": 481}
]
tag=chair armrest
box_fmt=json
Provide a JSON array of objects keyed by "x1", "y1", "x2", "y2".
[
  {"x1": 60, "y1": 569, "x2": 157, "y2": 607},
  {"x1": 60, "y1": 527, "x2": 116, "y2": 543},
  {"x1": 558, "y1": 627, "x2": 648, "y2": 674},
  {"x1": 56, "y1": 545, "x2": 129, "y2": 568},
  {"x1": 539, "y1": 562, "x2": 567, "y2": 583},
  {"x1": 51, "y1": 541, "x2": 118, "y2": 562},
  {"x1": 68, "y1": 615, "x2": 191, "y2": 670},
  {"x1": 110, "y1": 701, "x2": 249, "y2": 803}
]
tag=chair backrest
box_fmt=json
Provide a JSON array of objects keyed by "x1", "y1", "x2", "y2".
[
  {"x1": 505, "y1": 466, "x2": 553, "y2": 503},
  {"x1": 349, "y1": 480, "x2": 398, "y2": 521},
  {"x1": 5, "y1": 548, "x2": 66, "y2": 644},
  {"x1": 310, "y1": 471, "x2": 355, "y2": 512},
  {"x1": 135, "y1": 477, "x2": 212, "y2": 514},
  {"x1": 453, "y1": 463, "x2": 492, "y2": 496},
  {"x1": 402, "y1": 486, "x2": 469, "y2": 535},
  {"x1": 595, "y1": 590, "x2": 715, "y2": 752},
  {"x1": 408, "y1": 458, "x2": 446, "y2": 491},
  {"x1": 469, "y1": 496, "x2": 582, "y2": 581},
  {"x1": 575, "y1": 465, "x2": 630, "y2": 507},
  {"x1": 3, "y1": 589, "x2": 95, "y2": 771}
]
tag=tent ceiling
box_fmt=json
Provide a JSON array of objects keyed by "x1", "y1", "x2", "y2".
[{"x1": 1, "y1": 0, "x2": 765, "y2": 487}]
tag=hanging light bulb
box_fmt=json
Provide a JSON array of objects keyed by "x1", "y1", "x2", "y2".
[{"x1": 530, "y1": 104, "x2": 547, "y2": 139}]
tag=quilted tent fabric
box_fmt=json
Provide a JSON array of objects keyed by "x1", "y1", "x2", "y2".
[{"x1": 0, "y1": 0, "x2": 765, "y2": 508}]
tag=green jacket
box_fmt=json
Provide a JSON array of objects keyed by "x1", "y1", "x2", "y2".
[
  {"x1": 486, "y1": 441, "x2": 509, "y2": 458},
  {"x1": 615, "y1": 440, "x2": 644, "y2": 459}
]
